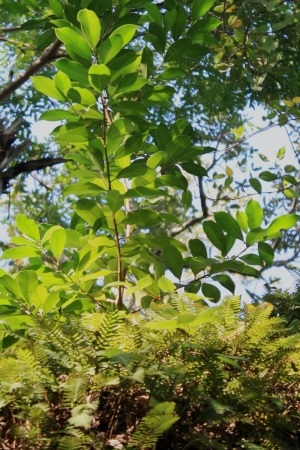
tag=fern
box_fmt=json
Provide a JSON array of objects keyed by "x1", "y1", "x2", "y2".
[{"x1": 130, "y1": 402, "x2": 179, "y2": 449}]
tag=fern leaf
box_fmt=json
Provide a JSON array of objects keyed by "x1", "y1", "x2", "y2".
[{"x1": 130, "y1": 402, "x2": 179, "y2": 449}]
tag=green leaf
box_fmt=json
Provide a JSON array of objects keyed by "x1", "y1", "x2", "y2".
[
  {"x1": 258, "y1": 242, "x2": 274, "y2": 265},
  {"x1": 172, "y1": 5, "x2": 187, "y2": 39},
  {"x1": 259, "y1": 171, "x2": 278, "y2": 182},
  {"x1": 88, "y1": 64, "x2": 111, "y2": 93},
  {"x1": 240, "y1": 254, "x2": 263, "y2": 265},
  {"x1": 49, "y1": 0, "x2": 63, "y2": 17},
  {"x1": 39, "y1": 109, "x2": 76, "y2": 121},
  {"x1": 245, "y1": 199, "x2": 263, "y2": 229},
  {"x1": 106, "y1": 190, "x2": 124, "y2": 213},
  {"x1": 75, "y1": 199, "x2": 103, "y2": 226},
  {"x1": 249, "y1": 177, "x2": 262, "y2": 194},
  {"x1": 54, "y1": 59, "x2": 89, "y2": 85},
  {"x1": 214, "y1": 212, "x2": 243, "y2": 240},
  {"x1": 124, "y1": 187, "x2": 167, "y2": 199},
  {"x1": 0, "y1": 274, "x2": 22, "y2": 298},
  {"x1": 15, "y1": 270, "x2": 38, "y2": 304},
  {"x1": 55, "y1": 27, "x2": 92, "y2": 61},
  {"x1": 212, "y1": 274, "x2": 235, "y2": 294},
  {"x1": 210, "y1": 260, "x2": 259, "y2": 276},
  {"x1": 63, "y1": 182, "x2": 103, "y2": 197},
  {"x1": 236, "y1": 211, "x2": 248, "y2": 232},
  {"x1": 67, "y1": 87, "x2": 96, "y2": 106},
  {"x1": 192, "y1": 0, "x2": 216, "y2": 20},
  {"x1": 267, "y1": 214, "x2": 299, "y2": 236},
  {"x1": 276, "y1": 146, "x2": 285, "y2": 159},
  {"x1": 0, "y1": 2, "x2": 29, "y2": 14},
  {"x1": 16, "y1": 214, "x2": 40, "y2": 241},
  {"x1": 77, "y1": 8, "x2": 101, "y2": 49},
  {"x1": 98, "y1": 25, "x2": 138, "y2": 64},
  {"x1": 202, "y1": 282, "x2": 220, "y2": 302},
  {"x1": 49, "y1": 228, "x2": 67, "y2": 261},
  {"x1": 189, "y1": 239, "x2": 207, "y2": 258},
  {"x1": 159, "y1": 68, "x2": 186, "y2": 80},
  {"x1": 147, "y1": 151, "x2": 167, "y2": 169},
  {"x1": 157, "y1": 275, "x2": 176, "y2": 293},
  {"x1": 31, "y1": 76, "x2": 65, "y2": 101},
  {"x1": 202, "y1": 220, "x2": 227, "y2": 255},
  {"x1": 246, "y1": 228, "x2": 268, "y2": 245},
  {"x1": 145, "y1": 2, "x2": 163, "y2": 25},
  {"x1": 163, "y1": 245, "x2": 183, "y2": 279},
  {"x1": 57, "y1": 124, "x2": 90, "y2": 142},
  {"x1": 122, "y1": 209, "x2": 161, "y2": 226},
  {"x1": 118, "y1": 163, "x2": 148, "y2": 179},
  {"x1": 180, "y1": 162, "x2": 207, "y2": 176},
  {"x1": 2, "y1": 247, "x2": 40, "y2": 260}
]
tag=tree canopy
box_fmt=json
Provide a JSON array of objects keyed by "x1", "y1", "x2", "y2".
[{"x1": 0, "y1": 0, "x2": 300, "y2": 448}]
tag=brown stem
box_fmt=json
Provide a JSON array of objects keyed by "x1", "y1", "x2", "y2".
[
  {"x1": 0, "y1": 39, "x2": 62, "y2": 103},
  {"x1": 101, "y1": 94, "x2": 124, "y2": 309}
]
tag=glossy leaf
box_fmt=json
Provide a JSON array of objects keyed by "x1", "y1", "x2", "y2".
[
  {"x1": 210, "y1": 261, "x2": 259, "y2": 277},
  {"x1": 163, "y1": 245, "x2": 184, "y2": 279},
  {"x1": 54, "y1": 59, "x2": 89, "y2": 85},
  {"x1": 15, "y1": 270, "x2": 38, "y2": 304},
  {"x1": 157, "y1": 275, "x2": 176, "y2": 293},
  {"x1": 77, "y1": 8, "x2": 101, "y2": 49},
  {"x1": 2, "y1": 247, "x2": 40, "y2": 260},
  {"x1": 16, "y1": 214, "x2": 40, "y2": 241},
  {"x1": 39, "y1": 109, "x2": 76, "y2": 121},
  {"x1": 122, "y1": 209, "x2": 161, "y2": 226},
  {"x1": 88, "y1": 64, "x2": 110, "y2": 93},
  {"x1": 31, "y1": 76, "x2": 65, "y2": 101},
  {"x1": 214, "y1": 212, "x2": 243, "y2": 240},
  {"x1": 203, "y1": 220, "x2": 227, "y2": 255},
  {"x1": 55, "y1": 27, "x2": 92, "y2": 61},
  {"x1": 75, "y1": 199, "x2": 103, "y2": 226},
  {"x1": 267, "y1": 214, "x2": 299, "y2": 236},
  {"x1": 245, "y1": 199, "x2": 263, "y2": 230},
  {"x1": 236, "y1": 211, "x2": 248, "y2": 233},
  {"x1": 189, "y1": 239, "x2": 207, "y2": 258},
  {"x1": 259, "y1": 171, "x2": 278, "y2": 182},
  {"x1": 106, "y1": 190, "x2": 124, "y2": 213},
  {"x1": 192, "y1": 0, "x2": 216, "y2": 21},
  {"x1": 258, "y1": 242, "x2": 274, "y2": 266},
  {"x1": 212, "y1": 274, "x2": 235, "y2": 294},
  {"x1": 202, "y1": 282, "x2": 221, "y2": 302},
  {"x1": 49, "y1": 228, "x2": 67, "y2": 261},
  {"x1": 249, "y1": 178, "x2": 262, "y2": 194}
]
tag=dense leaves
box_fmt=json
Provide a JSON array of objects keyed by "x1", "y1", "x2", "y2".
[{"x1": 0, "y1": 0, "x2": 299, "y2": 448}]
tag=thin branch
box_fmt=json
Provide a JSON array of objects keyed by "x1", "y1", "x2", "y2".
[
  {"x1": 171, "y1": 216, "x2": 206, "y2": 237},
  {"x1": 0, "y1": 39, "x2": 62, "y2": 103},
  {"x1": 101, "y1": 93, "x2": 124, "y2": 310},
  {"x1": 0, "y1": 26, "x2": 21, "y2": 33},
  {"x1": 30, "y1": 172, "x2": 52, "y2": 191}
]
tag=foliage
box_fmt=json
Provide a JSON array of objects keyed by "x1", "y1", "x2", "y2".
[
  {"x1": 0, "y1": 296, "x2": 300, "y2": 449},
  {"x1": 0, "y1": 0, "x2": 300, "y2": 448}
]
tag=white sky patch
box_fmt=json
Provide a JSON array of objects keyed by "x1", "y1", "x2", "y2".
[{"x1": 31, "y1": 120, "x2": 60, "y2": 142}]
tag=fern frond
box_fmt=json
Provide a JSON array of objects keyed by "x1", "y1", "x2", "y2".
[{"x1": 130, "y1": 402, "x2": 179, "y2": 449}]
